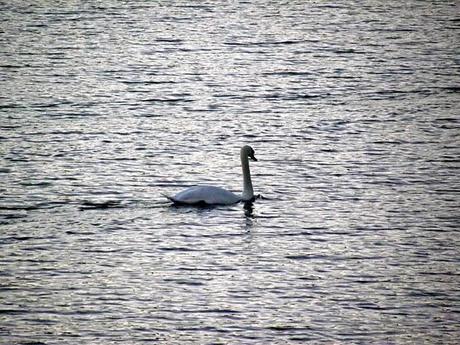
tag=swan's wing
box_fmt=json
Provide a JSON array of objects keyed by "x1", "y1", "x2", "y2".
[{"x1": 166, "y1": 186, "x2": 240, "y2": 205}]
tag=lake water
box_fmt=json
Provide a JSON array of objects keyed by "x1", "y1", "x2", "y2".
[{"x1": 1, "y1": 1, "x2": 459, "y2": 344}]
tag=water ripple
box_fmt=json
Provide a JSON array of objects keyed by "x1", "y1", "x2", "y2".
[{"x1": 1, "y1": 1, "x2": 459, "y2": 344}]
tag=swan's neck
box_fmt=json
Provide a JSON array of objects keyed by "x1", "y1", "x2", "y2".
[{"x1": 241, "y1": 153, "x2": 254, "y2": 201}]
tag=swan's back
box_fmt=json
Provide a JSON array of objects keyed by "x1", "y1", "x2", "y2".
[{"x1": 167, "y1": 185, "x2": 241, "y2": 205}]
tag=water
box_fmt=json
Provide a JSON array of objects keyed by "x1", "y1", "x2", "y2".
[{"x1": 1, "y1": 1, "x2": 459, "y2": 344}]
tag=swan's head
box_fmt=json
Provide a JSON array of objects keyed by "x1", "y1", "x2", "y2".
[{"x1": 241, "y1": 145, "x2": 257, "y2": 161}]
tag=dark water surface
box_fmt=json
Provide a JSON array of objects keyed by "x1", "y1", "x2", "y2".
[{"x1": 1, "y1": 1, "x2": 459, "y2": 344}]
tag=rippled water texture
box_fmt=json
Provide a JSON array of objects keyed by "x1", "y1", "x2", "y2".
[{"x1": 1, "y1": 1, "x2": 459, "y2": 344}]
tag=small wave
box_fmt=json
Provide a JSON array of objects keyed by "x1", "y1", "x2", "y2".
[
  {"x1": 224, "y1": 39, "x2": 308, "y2": 47},
  {"x1": 141, "y1": 98, "x2": 194, "y2": 104},
  {"x1": 79, "y1": 200, "x2": 124, "y2": 210}
]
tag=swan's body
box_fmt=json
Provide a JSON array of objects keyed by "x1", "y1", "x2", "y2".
[
  {"x1": 166, "y1": 186, "x2": 241, "y2": 205},
  {"x1": 165, "y1": 145, "x2": 257, "y2": 205}
]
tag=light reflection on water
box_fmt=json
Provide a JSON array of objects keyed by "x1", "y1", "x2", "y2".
[{"x1": 1, "y1": 1, "x2": 459, "y2": 344}]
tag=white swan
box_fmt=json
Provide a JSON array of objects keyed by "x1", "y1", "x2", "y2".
[{"x1": 165, "y1": 145, "x2": 258, "y2": 205}]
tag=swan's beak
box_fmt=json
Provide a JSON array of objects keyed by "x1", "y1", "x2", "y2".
[{"x1": 250, "y1": 155, "x2": 258, "y2": 162}]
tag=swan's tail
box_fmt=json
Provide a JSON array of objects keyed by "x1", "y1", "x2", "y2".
[
  {"x1": 162, "y1": 193, "x2": 176, "y2": 202},
  {"x1": 162, "y1": 193, "x2": 196, "y2": 206}
]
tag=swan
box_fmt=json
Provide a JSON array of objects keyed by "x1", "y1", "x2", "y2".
[{"x1": 165, "y1": 145, "x2": 258, "y2": 205}]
